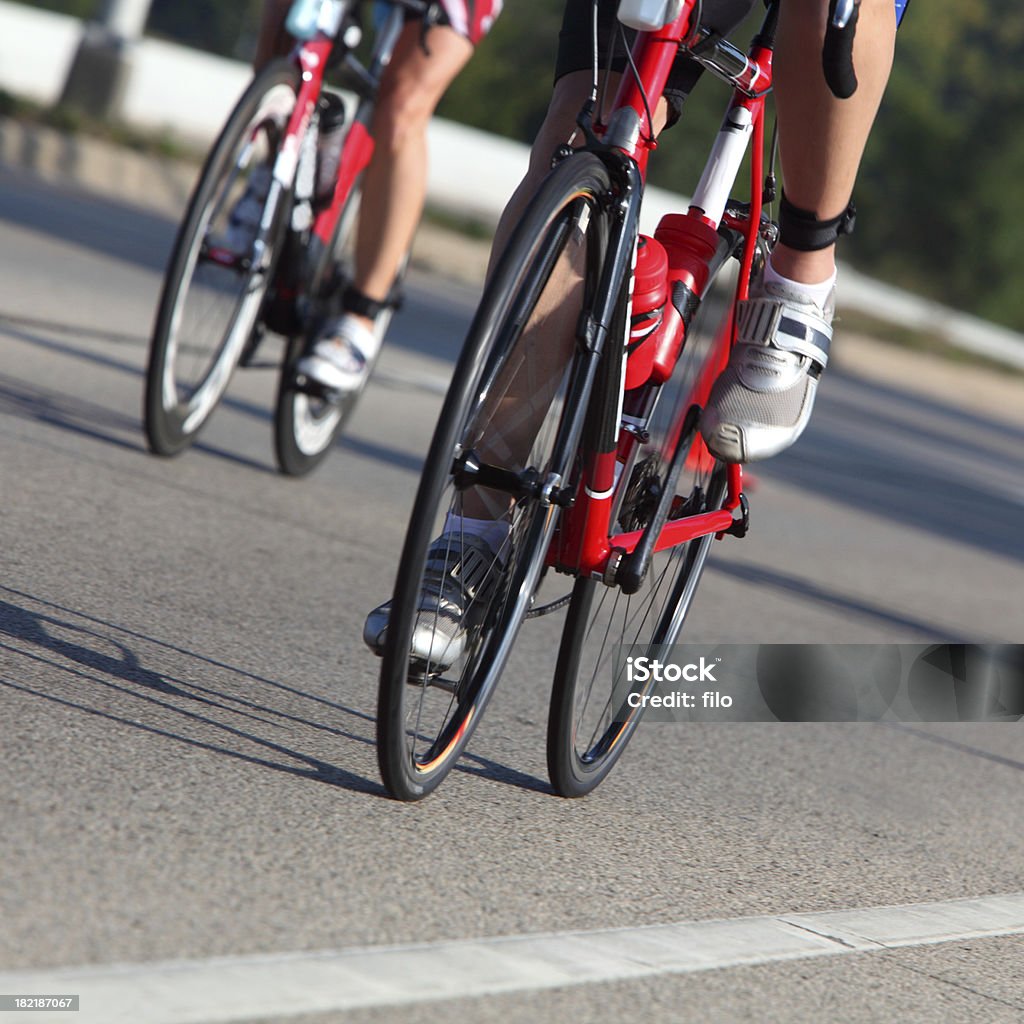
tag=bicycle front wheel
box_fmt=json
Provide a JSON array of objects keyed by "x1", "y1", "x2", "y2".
[
  {"x1": 144, "y1": 60, "x2": 298, "y2": 456},
  {"x1": 547, "y1": 246, "x2": 736, "y2": 798},
  {"x1": 377, "y1": 154, "x2": 612, "y2": 801}
]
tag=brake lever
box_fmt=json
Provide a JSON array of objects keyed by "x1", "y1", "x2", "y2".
[{"x1": 823, "y1": 0, "x2": 860, "y2": 99}]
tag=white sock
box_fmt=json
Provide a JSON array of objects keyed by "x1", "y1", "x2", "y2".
[
  {"x1": 442, "y1": 513, "x2": 511, "y2": 557},
  {"x1": 764, "y1": 256, "x2": 837, "y2": 309}
]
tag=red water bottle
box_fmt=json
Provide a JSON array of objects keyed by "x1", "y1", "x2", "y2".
[
  {"x1": 625, "y1": 235, "x2": 669, "y2": 390},
  {"x1": 648, "y1": 212, "x2": 724, "y2": 384}
]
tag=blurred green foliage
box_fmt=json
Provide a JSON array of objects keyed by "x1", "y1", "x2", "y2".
[
  {"x1": 145, "y1": 0, "x2": 264, "y2": 61},
  {"x1": 12, "y1": 0, "x2": 1024, "y2": 329},
  {"x1": 853, "y1": 0, "x2": 1024, "y2": 330},
  {"x1": 444, "y1": 0, "x2": 1024, "y2": 330}
]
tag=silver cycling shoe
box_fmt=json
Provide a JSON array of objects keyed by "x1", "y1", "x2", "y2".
[
  {"x1": 700, "y1": 276, "x2": 834, "y2": 463},
  {"x1": 363, "y1": 534, "x2": 500, "y2": 673},
  {"x1": 221, "y1": 164, "x2": 271, "y2": 255}
]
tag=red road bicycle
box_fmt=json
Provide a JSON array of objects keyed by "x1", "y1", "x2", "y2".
[
  {"x1": 143, "y1": 0, "x2": 424, "y2": 474},
  {"x1": 376, "y1": 0, "x2": 872, "y2": 799}
]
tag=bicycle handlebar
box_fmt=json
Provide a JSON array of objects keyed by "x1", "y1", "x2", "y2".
[{"x1": 823, "y1": 0, "x2": 860, "y2": 99}]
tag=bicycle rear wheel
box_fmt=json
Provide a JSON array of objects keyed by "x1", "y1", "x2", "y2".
[
  {"x1": 377, "y1": 154, "x2": 612, "y2": 801},
  {"x1": 144, "y1": 60, "x2": 298, "y2": 456},
  {"x1": 547, "y1": 246, "x2": 737, "y2": 798},
  {"x1": 273, "y1": 158, "x2": 406, "y2": 475}
]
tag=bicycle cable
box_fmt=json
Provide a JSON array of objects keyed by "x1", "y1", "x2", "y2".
[
  {"x1": 617, "y1": 22, "x2": 655, "y2": 147},
  {"x1": 766, "y1": 114, "x2": 779, "y2": 206},
  {"x1": 597, "y1": 14, "x2": 617, "y2": 131}
]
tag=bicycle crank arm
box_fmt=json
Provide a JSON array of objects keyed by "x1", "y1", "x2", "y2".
[{"x1": 290, "y1": 372, "x2": 347, "y2": 404}]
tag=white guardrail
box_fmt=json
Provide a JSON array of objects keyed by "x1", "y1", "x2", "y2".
[{"x1": 2, "y1": 0, "x2": 1023, "y2": 369}]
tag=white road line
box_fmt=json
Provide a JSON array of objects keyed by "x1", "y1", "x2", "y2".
[{"x1": 3, "y1": 893, "x2": 1023, "y2": 1024}]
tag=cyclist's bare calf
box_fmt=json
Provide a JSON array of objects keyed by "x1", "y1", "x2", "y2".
[
  {"x1": 772, "y1": 0, "x2": 896, "y2": 283},
  {"x1": 354, "y1": 23, "x2": 473, "y2": 325},
  {"x1": 455, "y1": 72, "x2": 670, "y2": 522}
]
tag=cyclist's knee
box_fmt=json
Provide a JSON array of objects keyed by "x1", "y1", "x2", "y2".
[
  {"x1": 525, "y1": 72, "x2": 592, "y2": 177},
  {"x1": 372, "y1": 84, "x2": 434, "y2": 155},
  {"x1": 372, "y1": 30, "x2": 471, "y2": 153}
]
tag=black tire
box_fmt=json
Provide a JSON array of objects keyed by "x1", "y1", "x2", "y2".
[
  {"x1": 273, "y1": 173, "x2": 406, "y2": 475},
  {"x1": 376, "y1": 154, "x2": 612, "y2": 801},
  {"x1": 546, "y1": 246, "x2": 737, "y2": 798},
  {"x1": 144, "y1": 60, "x2": 298, "y2": 456}
]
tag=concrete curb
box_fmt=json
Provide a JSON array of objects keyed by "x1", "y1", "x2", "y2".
[{"x1": 0, "y1": 115, "x2": 196, "y2": 219}]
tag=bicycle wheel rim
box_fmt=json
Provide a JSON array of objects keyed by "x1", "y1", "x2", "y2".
[
  {"x1": 547, "y1": 254, "x2": 737, "y2": 797},
  {"x1": 377, "y1": 155, "x2": 612, "y2": 800},
  {"x1": 145, "y1": 61, "x2": 298, "y2": 455}
]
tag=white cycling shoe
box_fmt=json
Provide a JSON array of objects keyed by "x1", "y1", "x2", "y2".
[
  {"x1": 700, "y1": 274, "x2": 834, "y2": 463},
  {"x1": 296, "y1": 315, "x2": 379, "y2": 393}
]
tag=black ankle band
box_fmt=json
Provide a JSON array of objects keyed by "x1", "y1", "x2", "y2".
[
  {"x1": 341, "y1": 286, "x2": 387, "y2": 320},
  {"x1": 778, "y1": 192, "x2": 856, "y2": 252}
]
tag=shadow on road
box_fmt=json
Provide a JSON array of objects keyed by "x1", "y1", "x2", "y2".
[
  {"x1": 0, "y1": 586, "x2": 551, "y2": 798},
  {"x1": 0, "y1": 164, "x2": 178, "y2": 274},
  {"x1": 0, "y1": 322, "x2": 433, "y2": 478},
  {"x1": 0, "y1": 586, "x2": 386, "y2": 796},
  {"x1": 709, "y1": 560, "x2": 959, "y2": 639},
  {"x1": 763, "y1": 367, "x2": 1024, "y2": 565},
  {"x1": 886, "y1": 723, "x2": 1024, "y2": 774}
]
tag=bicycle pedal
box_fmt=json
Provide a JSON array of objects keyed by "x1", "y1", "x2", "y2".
[
  {"x1": 405, "y1": 670, "x2": 458, "y2": 694},
  {"x1": 292, "y1": 373, "x2": 344, "y2": 404}
]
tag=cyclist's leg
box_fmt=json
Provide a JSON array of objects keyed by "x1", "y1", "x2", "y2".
[
  {"x1": 772, "y1": 0, "x2": 897, "y2": 284},
  {"x1": 300, "y1": 23, "x2": 474, "y2": 391},
  {"x1": 355, "y1": 24, "x2": 474, "y2": 303},
  {"x1": 701, "y1": 0, "x2": 896, "y2": 464},
  {"x1": 450, "y1": 71, "x2": 674, "y2": 527},
  {"x1": 452, "y1": 73, "x2": 622, "y2": 521},
  {"x1": 363, "y1": 3, "x2": 735, "y2": 653},
  {"x1": 468, "y1": 0, "x2": 756, "y2": 497},
  {"x1": 364, "y1": 72, "x2": 609, "y2": 653}
]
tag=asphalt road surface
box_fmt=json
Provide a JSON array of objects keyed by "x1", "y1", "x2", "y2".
[{"x1": 1, "y1": 164, "x2": 1023, "y2": 1023}]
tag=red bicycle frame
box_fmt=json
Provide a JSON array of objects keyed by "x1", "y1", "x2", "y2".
[
  {"x1": 553, "y1": 0, "x2": 777, "y2": 582},
  {"x1": 274, "y1": 36, "x2": 373, "y2": 252}
]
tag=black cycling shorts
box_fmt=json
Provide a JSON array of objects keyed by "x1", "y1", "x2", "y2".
[{"x1": 555, "y1": 0, "x2": 757, "y2": 126}]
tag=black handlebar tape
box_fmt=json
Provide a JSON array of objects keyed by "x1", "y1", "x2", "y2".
[{"x1": 823, "y1": 0, "x2": 859, "y2": 99}]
